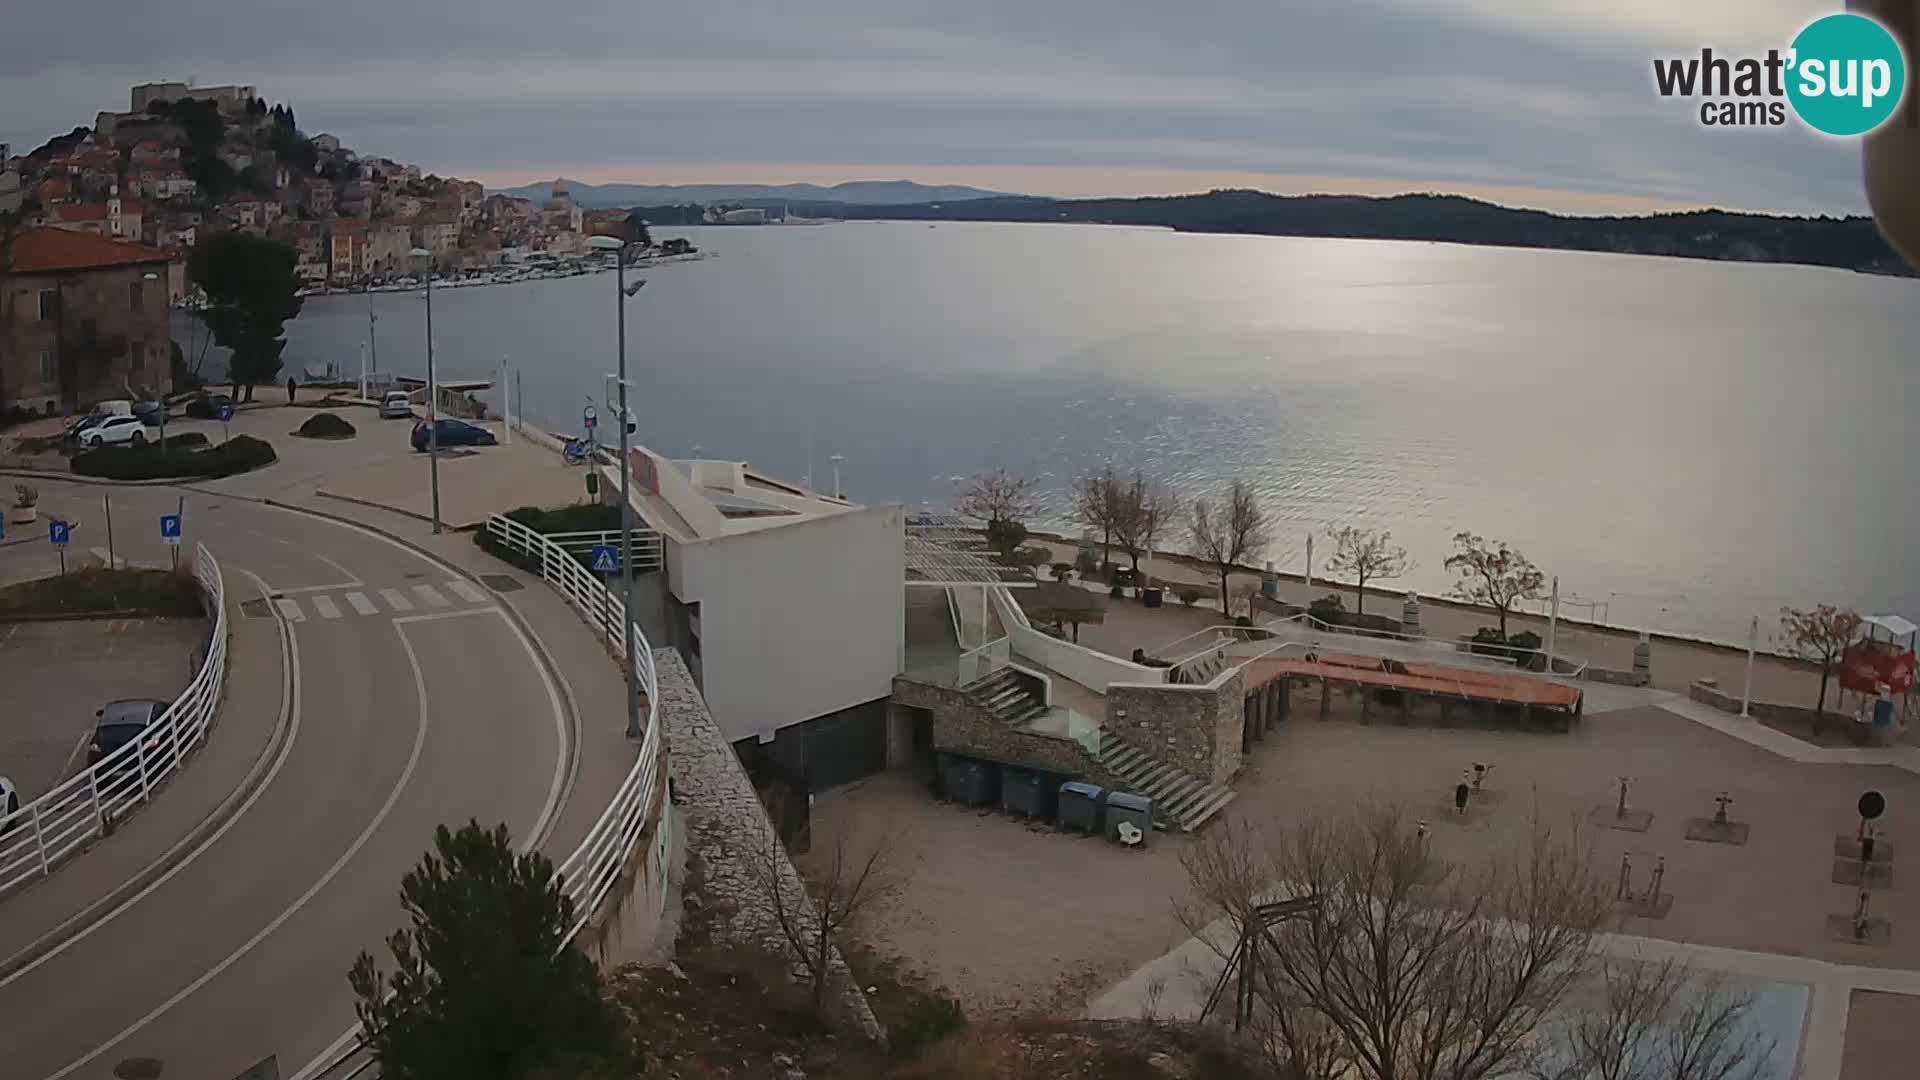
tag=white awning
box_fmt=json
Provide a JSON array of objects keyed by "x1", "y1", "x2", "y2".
[{"x1": 1864, "y1": 614, "x2": 1919, "y2": 637}]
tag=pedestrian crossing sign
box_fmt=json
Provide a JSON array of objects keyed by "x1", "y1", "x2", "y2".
[{"x1": 590, "y1": 544, "x2": 619, "y2": 573}]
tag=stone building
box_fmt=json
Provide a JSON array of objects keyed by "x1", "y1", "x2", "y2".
[{"x1": 1, "y1": 226, "x2": 175, "y2": 414}]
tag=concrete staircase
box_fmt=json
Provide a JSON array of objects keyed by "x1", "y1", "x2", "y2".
[
  {"x1": 1094, "y1": 731, "x2": 1237, "y2": 831},
  {"x1": 1172, "y1": 649, "x2": 1230, "y2": 685},
  {"x1": 966, "y1": 668, "x2": 1050, "y2": 727}
]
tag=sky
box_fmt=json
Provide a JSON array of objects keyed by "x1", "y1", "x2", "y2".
[{"x1": 0, "y1": 0, "x2": 1883, "y2": 215}]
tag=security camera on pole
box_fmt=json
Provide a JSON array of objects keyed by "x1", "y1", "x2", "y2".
[{"x1": 587, "y1": 225, "x2": 649, "y2": 740}]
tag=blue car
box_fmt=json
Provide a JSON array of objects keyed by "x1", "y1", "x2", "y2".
[{"x1": 411, "y1": 418, "x2": 498, "y2": 452}]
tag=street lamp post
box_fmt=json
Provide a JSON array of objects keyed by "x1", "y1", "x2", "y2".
[
  {"x1": 588, "y1": 234, "x2": 648, "y2": 739},
  {"x1": 410, "y1": 248, "x2": 442, "y2": 533}
]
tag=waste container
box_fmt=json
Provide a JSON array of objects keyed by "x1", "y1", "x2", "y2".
[
  {"x1": 1002, "y1": 767, "x2": 1045, "y2": 818},
  {"x1": 1105, "y1": 791, "x2": 1153, "y2": 847},
  {"x1": 1142, "y1": 587, "x2": 1163, "y2": 608},
  {"x1": 942, "y1": 754, "x2": 993, "y2": 806},
  {"x1": 1058, "y1": 781, "x2": 1105, "y2": 834}
]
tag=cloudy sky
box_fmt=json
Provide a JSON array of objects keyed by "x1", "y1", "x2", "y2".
[{"x1": 0, "y1": 0, "x2": 1879, "y2": 214}]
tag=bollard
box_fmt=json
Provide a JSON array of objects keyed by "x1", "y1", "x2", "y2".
[{"x1": 1632, "y1": 632, "x2": 1652, "y2": 677}]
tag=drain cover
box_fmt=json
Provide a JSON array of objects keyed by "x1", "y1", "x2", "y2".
[
  {"x1": 404, "y1": 572, "x2": 425, "y2": 580},
  {"x1": 481, "y1": 574, "x2": 524, "y2": 593},
  {"x1": 113, "y1": 1059, "x2": 163, "y2": 1080},
  {"x1": 240, "y1": 599, "x2": 272, "y2": 619}
]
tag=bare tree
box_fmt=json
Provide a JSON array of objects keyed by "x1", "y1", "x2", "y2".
[
  {"x1": 1178, "y1": 804, "x2": 1610, "y2": 1080},
  {"x1": 956, "y1": 469, "x2": 1039, "y2": 560},
  {"x1": 1072, "y1": 464, "x2": 1122, "y2": 571},
  {"x1": 1532, "y1": 955, "x2": 1773, "y2": 1080},
  {"x1": 1189, "y1": 481, "x2": 1271, "y2": 619},
  {"x1": 1324, "y1": 526, "x2": 1412, "y2": 618},
  {"x1": 745, "y1": 819, "x2": 900, "y2": 1018},
  {"x1": 1777, "y1": 605, "x2": 1862, "y2": 731},
  {"x1": 1443, "y1": 531, "x2": 1545, "y2": 640},
  {"x1": 1111, "y1": 470, "x2": 1177, "y2": 591}
]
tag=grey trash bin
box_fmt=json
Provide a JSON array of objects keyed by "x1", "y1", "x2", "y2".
[
  {"x1": 1058, "y1": 781, "x2": 1105, "y2": 834},
  {"x1": 1002, "y1": 768, "x2": 1045, "y2": 818},
  {"x1": 1104, "y1": 791, "x2": 1153, "y2": 847},
  {"x1": 942, "y1": 754, "x2": 992, "y2": 806}
]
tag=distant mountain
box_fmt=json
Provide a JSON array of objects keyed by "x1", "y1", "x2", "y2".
[{"x1": 495, "y1": 178, "x2": 1021, "y2": 208}]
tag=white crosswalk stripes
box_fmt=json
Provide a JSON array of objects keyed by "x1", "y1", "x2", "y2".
[
  {"x1": 411, "y1": 584, "x2": 451, "y2": 608},
  {"x1": 266, "y1": 581, "x2": 491, "y2": 622}
]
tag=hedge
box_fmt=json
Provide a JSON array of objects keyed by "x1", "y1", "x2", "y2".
[
  {"x1": 0, "y1": 568, "x2": 204, "y2": 617},
  {"x1": 72, "y1": 434, "x2": 277, "y2": 480},
  {"x1": 295, "y1": 412, "x2": 357, "y2": 439}
]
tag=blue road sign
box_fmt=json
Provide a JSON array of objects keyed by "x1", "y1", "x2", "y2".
[
  {"x1": 48, "y1": 520, "x2": 70, "y2": 547},
  {"x1": 582, "y1": 405, "x2": 598, "y2": 431},
  {"x1": 589, "y1": 544, "x2": 619, "y2": 573},
  {"x1": 161, "y1": 513, "x2": 182, "y2": 545},
  {"x1": 218, "y1": 403, "x2": 236, "y2": 423},
  {"x1": 0, "y1": 514, "x2": 6, "y2": 542}
]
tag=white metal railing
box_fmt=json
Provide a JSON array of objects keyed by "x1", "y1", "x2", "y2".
[
  {"x1": 0, "y1": 543, "x2": 227, "y2": 897},
  {"x1": 542, "y1": 528, "x2": 664, "y2": 572},
  {"x1": 1153, "y1": 614, "x2": 1592, "y2": 682},
  {"x1": 481, "y1": 513, "x2": 663, "y2": 938}
]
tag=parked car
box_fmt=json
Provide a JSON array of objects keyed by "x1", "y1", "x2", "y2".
[
  {"x1": 78, "y1": 415, "x2": 156, "y2": 448},
  {"x1": 88, "y1": 699, "x2": 171, "y2": 768},
  {"x1": 130, "y1": 399, "x2": 164, "y2": 424},
  {"x1": 0, "y1": 776, "x2": 18, "y2": 836},
  {"x1": 379, "y1": 390, "x2": 414, "y2": 419},
  {"x1": 411, "y1": 418, "x2": 497, "y2": 451},
  {"x1": 184, "y1": 393, "x2": 234, "y2": 420}
]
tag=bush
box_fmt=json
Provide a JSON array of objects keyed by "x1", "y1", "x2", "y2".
[
  {"x1": 295, "y1": 411, "x2": 357, "y2": 438},
  {"x1": 985, "y1": 518, "x2": 1027, "y2": 559},
  {"x1": 1178, "y1": 588, "x2": 1201, "y2": 607},
  {"x1": 161, "y1": 431, "x2": 211, "y2": 449},
  {"x1": 1074, "y1": 548, "x2": 1098, "y2": 576},
  {"x1": 888, "y1": 992, "x2": 968, "y2": 1059},
  {"x1": 1308, "y1": 593, "x2": 1346, "y2": 626},
  {"x1": 72, "y1": 434, "x2": 277, "y2": 480},
  {"x1": 1508, "y1": 630, "x2": 1543, "y2": 653},
  {"x1": 0, "y1": 567, "x2": 204, "y2": 617}
]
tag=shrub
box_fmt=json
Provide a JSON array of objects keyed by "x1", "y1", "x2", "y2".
[
  {"x1": 985, "y1": 518, "x2": 1027, "y2": 559},
  {"x1": 295, "y1": 411, "x2": 357, "y2": 439},
  {"x1": 1074, "y1": 548, "x2": 1098, "y2": 576},
  {"x1": 1508, "y1": 630, "x2": 1543, "y2": 653},
  {"x1": 1308, "y1": 593, "x2": 1346, "y2": 626},
  {"x1": 888, "y1": 992, "x2": 968, "y2": 1059},
  {"x1": 161, "y1": 431, "x2": 211, "y2": 449},
  {"x1": 0, "y1": 567, "x2": 203, "y2": 617},
  {"x1": 1178, "y1": 588, "x2": 1201, "y2": 607},
  {"x1": 71, "y1": 434, "x2": 277, "y2": 480}
]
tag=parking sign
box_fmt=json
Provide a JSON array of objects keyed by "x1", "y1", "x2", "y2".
[
  {"x1": 161, "y1": 513, "x2": 182, "y2": 546},
  {"x1": 48, "y1": 520, "x2": 70, "y2": 547}
]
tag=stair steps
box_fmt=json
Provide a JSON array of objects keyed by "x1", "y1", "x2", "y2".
[{"x1": 1095, "y1": 732, "x2": 1236, "y2": 831}]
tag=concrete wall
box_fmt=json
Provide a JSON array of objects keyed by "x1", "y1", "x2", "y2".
[
  {"x1": 895, "y1": 676, "x2": 1114, "y2": 783},
  {"x1": 1690, "y1": 678, "x2": 1856, "y2": 735},
  {"x1": 998, "y1": 589, "x2": 1166, "y2": 692},
  {"x1": 672, "y1": 504, "x2": 905, "y2": 743},
  {"x1": 658, "y1": 650, "x2": 882, "y2": 1041},
  {"x1": 1106, "y1": 669, "x2": 1246, "y2": 785}
]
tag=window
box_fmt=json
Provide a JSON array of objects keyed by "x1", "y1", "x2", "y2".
[
  {"x1": 129, "y1": 279, "x2": 144, "y2": 311},
  {"x1": 130, "y1": 339, "x2": 144, "y2": 372},
  {"x1": 38, "y1": 289, "x2": 59, "y2": 321},
  {"x1": 39, "y1": 350, "x2": 56, "y2": 383}
]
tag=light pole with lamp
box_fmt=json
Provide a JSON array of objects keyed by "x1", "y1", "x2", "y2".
[
  {"x1": 587, "y1": 232, "x2": 648, "y2": 739},
  {"x1": 410, "y1": 248, "x2": 442, "y2": 533}
]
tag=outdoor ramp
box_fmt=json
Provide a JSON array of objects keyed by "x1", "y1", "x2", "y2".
[{"x1": 1244, "y1": 652, "x2": 1582, "y2": 711}]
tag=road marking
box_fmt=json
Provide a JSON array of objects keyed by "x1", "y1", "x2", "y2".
[
  {"x1": 46, "y1": 606, "x2": 431, "y2": 1080},
  {"x1": 273, "y1": 597, "x2": 305, "y2": 622},
  {"x1": 412, "y1": 583, "x2": 451, "y2": 608},
  {"x1": 315, "y1": 553, "x2": 362, "y2": 586},
  {"x1": 1, "y1": 568, "x2": 303, "y2": 992},
  {"x1": 310, "y1": 595, "x2": 341, "y2": 620},
  {"x1": 89, "y1": 546, "x2": 126, "y2": 569},
  {"x1": 378, "y1": 587, "x2": 414, "y2": 612},
  {"x1": 445, "y1": 578, "x2": 488, "y2": 604},
  {"x1": 344, "y1": 591, "x2": 378, "y2": 616},
  {"x1": 274, "y1": 582, "x2": 362, "y2": 595}
]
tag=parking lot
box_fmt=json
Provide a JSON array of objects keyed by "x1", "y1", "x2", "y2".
[{"x1": 0, "y1": 617, "x2": 208, "y2": 802}]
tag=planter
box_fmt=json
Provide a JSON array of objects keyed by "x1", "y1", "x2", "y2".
[
  {"x1": 1109, "y1": 584, "x2": 1125, "y2": 598},
  {"x1": 9, "y1": 506, "x2": 37, "y2": 525},
  {"x1": 1142, "y1": 587, "x2": 1164, "y2": 608}
]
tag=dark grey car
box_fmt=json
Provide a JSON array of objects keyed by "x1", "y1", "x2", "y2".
[{"x1": 89, "y1": 699, "x2": 171, "y2": 767}]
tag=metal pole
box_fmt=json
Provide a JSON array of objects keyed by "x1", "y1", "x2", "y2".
[
  {"x1": 1546, "y1": 575, "x2": 1559, "y2": 672},
  {"x1": 1305, "y1": 534, "x2": 1314, "y2": 601},
  {"x1": 617, "y1": 250, "x2": 639, "y2": 739},
  {"x1": 515, "y1": 368, "x2": 523, "y2": 438},
  {"x1": 367, "y1": 286, "x2": 379, "y2": 381},
  {"x1": 103, "y1": 495, "x2": 115, "y2": 569},
  {"x1": 501, "y1": 355, "x2": 512, "y2": 445},
  {"x1": 425, "y1": 265, "x2": 441, "y2": 533},
  {"x1": 359, "y1": 340, "x2": 367, "y2": 401},
  {"x1": 1740, "y1": 615, "x2": 1758, "y2": 718}
]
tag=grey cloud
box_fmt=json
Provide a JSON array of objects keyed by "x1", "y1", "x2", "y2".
[{"x1": 0, "y1": 0, "x2": 1876, "y2": 213}]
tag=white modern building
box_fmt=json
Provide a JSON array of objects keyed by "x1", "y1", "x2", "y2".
[{"x1": 602, "y1": 446, "x2": 906, "y2": 789}]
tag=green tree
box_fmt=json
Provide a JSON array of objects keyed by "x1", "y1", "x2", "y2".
[
  {"x1": 187, "y1": 232, "x2": 304, "y2": 402},
  {"x1": 349, "y1": 821, "x2": 622, "y2": 1080}
]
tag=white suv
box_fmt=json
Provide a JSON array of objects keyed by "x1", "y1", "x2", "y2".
[
  {"x1": 379, "y1": 391, "x2": 414, "y2": 419},
  {"x1": 81, "y1": 415, "x2": 155, "y2": 448}
]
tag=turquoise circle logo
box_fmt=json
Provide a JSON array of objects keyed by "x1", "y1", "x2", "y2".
[{"x1": 1786, "y1": 13, "x2": 1908, "y2": 136}]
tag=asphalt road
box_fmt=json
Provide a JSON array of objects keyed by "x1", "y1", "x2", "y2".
[{"x1": 0, "y1": 479, "x2": 573, "y2": 1080}]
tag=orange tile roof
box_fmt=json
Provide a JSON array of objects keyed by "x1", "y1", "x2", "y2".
[{"x1": 9, "y1": 226, "x2": 174, "y2": 273}]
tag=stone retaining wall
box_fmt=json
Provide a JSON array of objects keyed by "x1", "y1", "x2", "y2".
[
  {"x1": 659, "y1": 650, "x2": 883, "y2": 1042},
  {"x1": 895, "y1": 676, "x2": 1111, "y2": 782},
  {"x1": 1690, "y1": 677, "x2": 1831, "y2": 731},
  {"x1": 1586, "y1": 667, "x2": 1651, "y2": 687},
  {"x1": 1107, "y1": 669, "x2": 1245, "y2": 785}
]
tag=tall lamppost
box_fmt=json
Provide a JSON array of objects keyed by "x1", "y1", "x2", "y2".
[
  {"x1": 588, "y1": 233, "x2": 648, "y2": 738},
  {"x1": 409, "y1": 248, "x2": 442, "y2": 533}
]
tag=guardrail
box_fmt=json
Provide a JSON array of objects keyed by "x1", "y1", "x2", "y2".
[
  {"x1": 480, "y1": 512, "x2": 663, "y2": 936},
  {"x1": 541, "y1": 528, "x2": 664, "y2": 572},
  {"x1": 1153, "y1": 614, "x2": 1590, "y2": 680},
  {"x1": 0, "y1": 542, "x2": 227, "y2": 897}
]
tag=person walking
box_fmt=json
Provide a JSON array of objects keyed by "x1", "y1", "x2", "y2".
[{"x1": 286, "y1": 377, "x2": 297, "y2": 403}]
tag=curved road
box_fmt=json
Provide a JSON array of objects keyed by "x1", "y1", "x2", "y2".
[{"x1": 0, "y1": 481, "x2": 574, "y2": 1080}]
